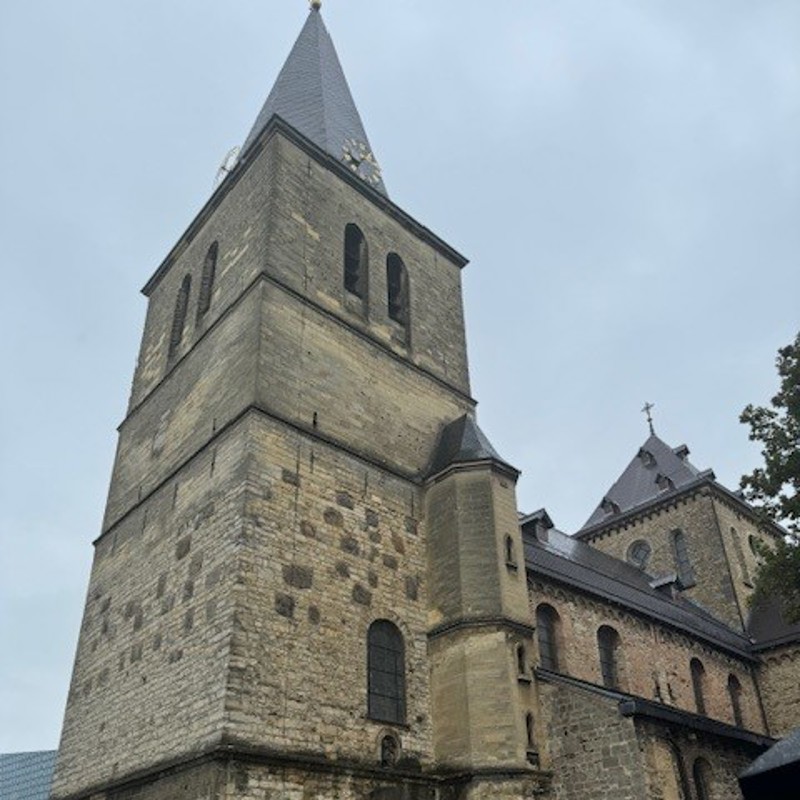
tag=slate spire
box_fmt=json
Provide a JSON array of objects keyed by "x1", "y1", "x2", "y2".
[{"x1": 242, "y1": 7, "x2": 387, "y2": 195}]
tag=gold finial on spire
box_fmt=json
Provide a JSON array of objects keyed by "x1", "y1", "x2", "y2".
[{"x1": 310, "y1": 0, "x2": 322, "y2": 10}]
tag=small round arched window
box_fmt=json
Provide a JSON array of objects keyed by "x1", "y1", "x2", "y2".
[{"x1": 627, "y1": 539, "x2": 652, "y2": 570}]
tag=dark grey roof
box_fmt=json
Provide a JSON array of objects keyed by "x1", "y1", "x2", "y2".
[
  {"x1": 740, "y1": 726, "x2": 800, "y2": 778},
  {"x1": 581, "y1": 434, "x2": 713, "y2": 531},
  {"x1": 0, "y1": 751, "x2": 57, "y2": 800},
  {"x1": 241, "y1": 8, "x2": 387, "y2": 195},
  {"x1": 747, "y1": 597, "x2": 800, "y2": 651},
  {"x1": 427, "y1": 415, "x2": 517, "y2": 478},
  {"x1": 523, "y1": 524, "x2": 754, "y2": 659}
]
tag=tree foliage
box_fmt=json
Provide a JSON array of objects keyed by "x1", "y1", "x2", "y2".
[{"x1": 741, "y1": 331, "x2": 800, "y2": 620}]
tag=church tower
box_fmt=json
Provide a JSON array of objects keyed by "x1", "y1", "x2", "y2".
[{"x1": 52, "y1": 7, "x2": 547, "y2": 800}]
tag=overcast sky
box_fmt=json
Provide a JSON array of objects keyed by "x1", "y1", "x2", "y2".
[{"x1": 1, "y1": 0, "x2": 798, "y2": 753}]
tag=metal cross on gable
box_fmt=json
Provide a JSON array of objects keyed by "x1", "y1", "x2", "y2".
[{"x1": 642, "y1": 402, "x2": 656, "y2": 436}]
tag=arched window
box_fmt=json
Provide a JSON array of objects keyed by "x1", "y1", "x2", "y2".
[
  {"x1": 536, "y1": 604, "x2": 561, "y2": 672},
  {"x1": 668, "y1": 742, "x2": 691, "y2": 800},
  {"x1": 344, "y1": 223, "x2": 368, "y2": 300},
  {"x1": 386, "y1": 253, "x2": 409, "y2": 327},
  {"x1": 690, "y1": 658, "x2": 706, "y2": 715},
  {"x1": 692, "y1": 758, "x2": 712, "y2": 800},
  {"x1": 367, "y1": 620, "x2": 405, "y2": 724},
  {"x1": 730, "y1": 527, "x2": 752, "y2": 586},
  {"x1": 169, "y1": 274, "x2": 192, "y2": 358},
  {"x1": 627, "y1": 539, "x2": 652, "y2": 571},
  {"x1": 597, "y1": 625, "x2": 621, "y2": 689},
  {"x1": 728, "y1": 674, "x2": 743, "y2": 727},
  {"x1": 672, "y1": 530, "x2": 696, "y2": 588},
  {"x1": 197, "y1": 241, "x2": 218, "y2": 319}
]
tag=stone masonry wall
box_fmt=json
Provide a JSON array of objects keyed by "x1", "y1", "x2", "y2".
[
  {"x1": 129, "y1": 135, "x2": 282, "y2": 410},
  {"x1": 254, "y1": 279, "x2": 472, "y2": 480},
  {"x1": 638, "y1": 720, "x2": 754, "y2": 800},
  {"x1": 52, "y1": 421, "x2": 250, "y2": 799},
  {"x1": 757, "y1": 643, "x2": 800, "y2": 737},
  {"x1": 104, "y1": 287, "x2": 260, "y2": 530},
  {"x1": 537, "y1": 678, "x2": 647, "y2": 799},
  {"x1": 220, "y1": 412, "x2": 433, "y2": 765},
  {"x1": 581, "y1": 491, "x2": 743, "y2": 630},
  {"x1": 528, "y1": 579, "x2": 765, "y2": 734},
  {"x1": 264, "y1": 135, "x2": 471, "y2": 397}
]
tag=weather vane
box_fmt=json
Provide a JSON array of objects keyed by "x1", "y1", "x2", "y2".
[{"x1": 641, "y1": 402, "x2": 656, "y2": 436}]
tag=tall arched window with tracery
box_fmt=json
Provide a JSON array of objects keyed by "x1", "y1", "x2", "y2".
[
  {"x1": 169, "y1": 274, "x2": 192, "y2": 359},
  {"x1": 197, "y1": 241, "x2": 218, "y2": 320},
  {"x1": 367, "y1": 620, "x2": 406, "y2": 724}
]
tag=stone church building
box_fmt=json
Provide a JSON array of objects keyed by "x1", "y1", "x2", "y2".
[{"x1": 50, "y1": 7, "x2": 800, "y2": 800}]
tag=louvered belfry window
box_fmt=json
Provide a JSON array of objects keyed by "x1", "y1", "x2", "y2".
[
  {"x1": 168, "y1": 274, "x2": 192, "y2": 358},
  {"x1": 386, "y1": 253, "x2": 409, "y2": 326},
  {"x1": 367, "y1": 620, "x2": 406, "y2": 724},
  {"x1": 344, "y1": 223, "x2": 368, "y2": 299},
  {"x1": 197, "y1": 241, "x2": 218, "y2": 319}
]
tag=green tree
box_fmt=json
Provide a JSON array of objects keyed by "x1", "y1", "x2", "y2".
[{"x1": 740, "y1": 331, "x2": 800, "y2": 620}]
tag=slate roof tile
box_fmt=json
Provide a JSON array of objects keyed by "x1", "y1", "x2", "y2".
[{"x1": 242, "y1": 8, "x2": 387, "y2": 195}]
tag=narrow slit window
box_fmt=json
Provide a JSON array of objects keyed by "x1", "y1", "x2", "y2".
[
  {"x1": 197, "y1": 241, "x2": 218, "y2": 319},
  {"x1": 525, "y1": 712, "x2": 535, "y2": 749},
  {"x1": 505, "y1": 535, "x2": 517, "y2": 567},
  {"x1": 672, "y1": 529, "x2": 696, "y2": 588},
  {"x1": 367, "y1": 620, "x2": 406, "y2": 724},
  {"x1": 730, "y1": 527, "x2": 752, "y2": 586},
  {"x1": 386, "y1": 253, "x2": 409, "y2": 326},
  {"x1": 516, "y1": 643, "x2": 528, "y2": 677},
  {"x1": 169, "y1": 274, "x2": 192, "y2": 359},
  {"x1": 344, "y1": 224, "x2": 368, "y2": 300}
]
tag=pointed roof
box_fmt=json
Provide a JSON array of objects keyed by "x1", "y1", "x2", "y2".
[
  {"x1": 427, "y1": 415, "x2": 518, "y2": 478},
  {"x1": 580, "y1": 434, "x2": 714, "y2": 531},
  {"x1": 242, "y1": 8, "x2": 387, "y2": 195}
]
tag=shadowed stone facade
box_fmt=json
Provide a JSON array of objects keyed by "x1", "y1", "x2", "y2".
[{"x1": 51, "y1": 8, "x2": 798, "y2": 800}]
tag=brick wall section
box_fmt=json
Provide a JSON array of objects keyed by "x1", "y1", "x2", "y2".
[
  {"x1": 528, "y1": 579, "x2": 765, "y2": 734},
  {"x1": 757, "y1": 643, "x2": 800, "y2": 737},
  {"x1": 581, "y1": 490, "x2": 744, "y2": 630}
]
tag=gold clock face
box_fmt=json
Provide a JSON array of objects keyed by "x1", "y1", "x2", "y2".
[{"x1": 341, "y1": 138, "x2": 382, "y2": 186}]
